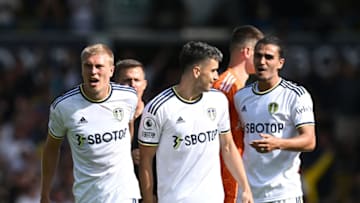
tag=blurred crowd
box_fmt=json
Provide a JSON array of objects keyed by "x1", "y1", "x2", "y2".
[
  {"x1": 1, "y1": 0, "x2": 360, "y2": 33},
  {"x1": 0, "y1": 0, "x2": 359, "y2": 203}
]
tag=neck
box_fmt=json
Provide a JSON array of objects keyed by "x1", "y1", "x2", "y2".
[
  {"x1": 82, "y1": 84, "x2": 110, "y2": 101},
  {"x1": 228, "y1": 61, "x2": 249, "y2": 86},
  {"x1": 174, "y1": 83, "x2": 202, "y2": 101},
  {"x1": 134, "y1": 100, "x2": 144, "y2": 119},
  {"x1": 257, "y1": 77, "x2": 281, "y2": 91}
]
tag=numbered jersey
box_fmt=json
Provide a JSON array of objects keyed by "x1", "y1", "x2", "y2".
[
  {"x1": 139, "y1": 87, "x2": 231, "y2": 203},
  {"x1": 48, "y1": 83, "x2": 141, "y2": 203}
]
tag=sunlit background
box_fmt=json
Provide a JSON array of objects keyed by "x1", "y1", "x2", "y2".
[{"x1": 0, "y1": 0, "x2": 359, "y2": 202}]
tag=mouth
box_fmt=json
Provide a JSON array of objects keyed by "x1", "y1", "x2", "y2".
[
  {"x1": 89, "y1": 78, "x2": 99, "y2": 86},
  {"x1": 256, "y1": 66, "x2": 266, "y2": 73}
]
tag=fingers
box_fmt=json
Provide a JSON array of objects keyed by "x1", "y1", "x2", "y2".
[{"x1": 250, "y1": 141, "x2": 268, "y2": 153}]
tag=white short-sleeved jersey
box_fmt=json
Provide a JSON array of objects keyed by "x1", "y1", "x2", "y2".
[
  {"x1": 234, "y1": 78, "x2": 315, "y2": 203},
  {"x1": 48, "y1": 83, "x2": 141, "y2": 203},
  {"x1": 138, "y1": 87, "x2": 231, "y2": 203}
]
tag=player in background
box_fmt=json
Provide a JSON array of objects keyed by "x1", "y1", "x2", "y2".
[
  {"x1": 114, "y1": 59, "x2": 148, "y2": 165},
  {"x1": 113, "y1": 59, "x2": 157, "y2": 202},
  {"x1": 138, "y1": 41, "x2": 253, "y2": 203},
  {"x1": 213, "y1": 25, "x2": 264, "y2": 203},
  {"x1": 234, "y1": 36, "x2": 316, "y2": 203},
  {"x1": 40, "y1": 44, "x2": 141, "y2": 203}
]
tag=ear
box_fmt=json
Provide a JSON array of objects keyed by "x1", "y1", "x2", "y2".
[
  {"x1": 278, "y1": 58, "x2": 285, "y2": 70},
  {"x1": 110, "y1": 65, "x2": 115, "y2": 77},
  {"x1": 192, "y1": 65, "x2": 201, "y2": 78},
  {"x1": 143, "y1": 79, "x2": 148, "y2": 89},
  {"x1": 243, "y1": 47, "x2": 252, "y2": 58}
]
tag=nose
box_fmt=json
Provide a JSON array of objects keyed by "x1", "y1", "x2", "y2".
[
  {"x1": 258, "y1": 56, "x2": 267, "y2": 65},
  {"x1": 90, "y1": 66, "x2": 97, "y2": 74},
  {"x1": 129, "y1": 80, "x2": 136, "y2": 88},
  {"x1": 214, "y1": 71, "x2": 219, "y2": 81}
]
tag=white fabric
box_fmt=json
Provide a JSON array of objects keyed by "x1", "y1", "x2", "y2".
[
  {"x1": 234, "y1": 78, "x2": 314, "y2": 203},
  {"x1": 48, "y1": 83, "x2": 141, "y2": 203},
  {"x1": 138, "y1": 87, "x2": 230, "y2": 203}
]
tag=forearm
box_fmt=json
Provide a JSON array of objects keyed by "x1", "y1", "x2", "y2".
[
  {"x1": 277, "y1": 125, "x2": 316, "y2": 151},
  {"x1": 129, "y1": 120, "x2": 135, "y2": 142},
  {"x1": 221, "y1": 141, "x2": 251, "y2": 192},
  {"x1": 139, "y1": 159, "x2": 155, "y2": 203},
  {"x1": 40, "y1": 141, "x2": 60, "y2": 198}
]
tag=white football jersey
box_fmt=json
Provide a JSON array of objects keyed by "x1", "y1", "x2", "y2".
[
  {"x1": 138, "y1": 87, "x2": 231, "y2": 203},
  {"x1": 234, "y1": 78, "x2": 315, "y2": 203},
  {"x1": 48, "y1": 83, "x2": 141, "y2": 203}
]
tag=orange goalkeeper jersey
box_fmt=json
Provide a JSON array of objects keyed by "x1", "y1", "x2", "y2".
[{"x1": 213, "y1": 68, "x2": 245, "y2": 203}]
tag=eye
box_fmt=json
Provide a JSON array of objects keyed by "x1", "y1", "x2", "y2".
[
  {"x1": 264, "y1": 54, "x2": 274, "y2": 60},
  {"x1": 255, "y1": 53, "x2": 274, "y2": 60}
]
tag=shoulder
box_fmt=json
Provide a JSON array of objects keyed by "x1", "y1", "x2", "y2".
[
  {"x1": 204, "y1": 88, "x2": 228, "y2": 105},
  {"x1": 145, "y1": 87, "x2": 175, "y2": 116},
  {"x1": 209, "y1": 88, "x2": 227, "y2": 98},
  {"x1": 213, "y1": 69, "x2": 238, "y2": 91},
  {"x1": 279, "y1": 79, "x2": 309, "y2": 97},
  {"x1": 51, "y1": 85, "x2": 81, "y2": 109},
  {"x1": 111, "y1": 82, "x2": 137, "y2": 95},
  {"x1": 234, "y1": 82, "x2": 253, "y2": 96}
]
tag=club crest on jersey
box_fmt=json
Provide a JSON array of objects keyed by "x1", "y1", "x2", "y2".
[
  {"x1": 207, "y1": 108, "x2": 216, "y2": 121},
  {"x1": 268, "y1": 102, "x2": 279, "y2": 114},
  {"x1": 113, "y1": 108, "x2": 124, "y2": 121}
]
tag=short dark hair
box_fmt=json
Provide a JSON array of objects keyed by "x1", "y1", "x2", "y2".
[
  {"x1": 115, "y1": 59, "x2": 144, "y2": 69},
  {"x1": 230, "y1": 25, "x2": 264, "y2": 51},
  {"x1": 179, "y1": 41, "x2": 223, "y2": 71},
  {"x1": 255, "y1": 35, "x2": 285, "y2": 58},
  {"x1": 114, "y1": 59, "x2": 145, "y2": 81}
]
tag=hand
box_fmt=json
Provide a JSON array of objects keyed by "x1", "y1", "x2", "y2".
[
  {"x1": 132, "y1": 148, "x2": 140, "y2": 165},
  {"x1": 250, "y1": 133, "x2": 280, "y2": 153},
  {"x1": 239, "y1": 190, "x2": 254, "y2": 203}
]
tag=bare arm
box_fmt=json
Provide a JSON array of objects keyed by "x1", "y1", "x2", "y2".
[
  {"x1": 251, "y1": 124, "x2": 316, "y2": 153},
  {"x1": 40, "y1": 134, "x2": 63, "y2": 203},
  {"x1": 129, "y1": 119, "x2": 135, "y2": 142},
  {"x1": 139, "y1": 144, "x2": 157, "y2": 203},
  {"x1": 220, "y1": 132, "x2": 253, "y2": 203}
]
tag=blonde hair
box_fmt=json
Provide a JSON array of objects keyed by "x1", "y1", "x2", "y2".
[{"x1": 80, "y1": 43, "x2": 114, "y2": 65}]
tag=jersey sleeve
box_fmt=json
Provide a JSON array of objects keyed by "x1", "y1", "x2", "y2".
[
  {"x1": 128, "y1": 91, "x2": 138, "y2": 120},
  {"x1": 48, "y1": 104, "x2": 66, "y2": 139},
  {"x1": 137, "y1": 102, "x2": 162, "y2": 146},
  {"x1": 292, "y1": 88, "x2": 315, "y2": 128},
  {"x1": 217, "y1": 92, "x2": 231, "y2": 134}
]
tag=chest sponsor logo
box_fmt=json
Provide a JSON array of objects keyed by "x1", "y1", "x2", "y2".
[
  {"x1": 75, "y1": 128, "x2": 128, "y2": 146},
  {"x1": 172, "y1": 129, "x2": 218, "y2": 149},
  {"x1": 245, "y1": 122, "x2": 284, "y2": 134}
]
